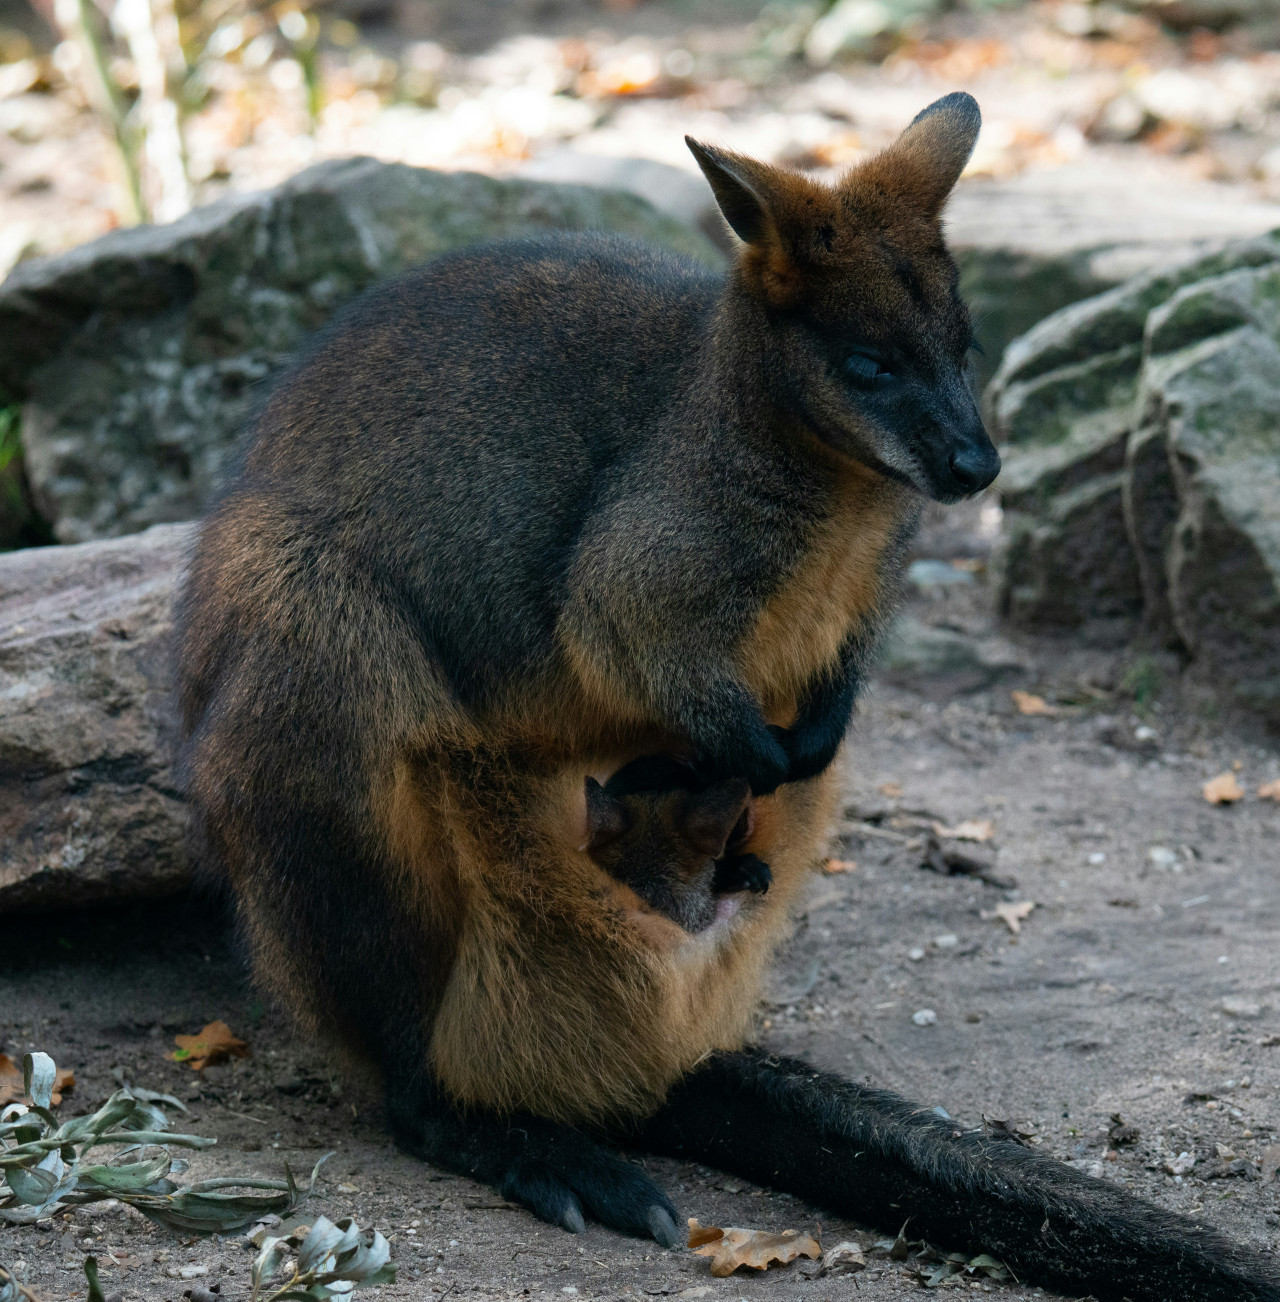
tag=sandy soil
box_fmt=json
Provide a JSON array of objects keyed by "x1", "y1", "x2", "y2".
[{"x1": 2, "y1": 501, "x2": 1278, "y2": 1302}]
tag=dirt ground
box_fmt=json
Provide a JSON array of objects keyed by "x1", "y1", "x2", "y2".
[{"x1": 2, "y1": 499, "x2": 1278, "y2": 1302}]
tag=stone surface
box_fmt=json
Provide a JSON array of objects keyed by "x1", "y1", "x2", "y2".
[
  {"x1": 988, "y1": 232, "x2": 1280, "y2": 721},
  {"x1": 0, "y1": 523, "x2": 192, "y2": 913},
  {"x1": 878, "y1": 614, "x2": 1027, "y2": 691},
  {"x1": 947, "y1": 159, "x2": 1280, "y2": 389},
  {"x1": 0, "y1": 157, "x2": 720, "y2": 545}
]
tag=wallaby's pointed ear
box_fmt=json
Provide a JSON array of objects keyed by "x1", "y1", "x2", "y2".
[
  {"x1": 682, "y1": 779, "x2": 751, "y2": 858},
  {"x1": 685, "y1": 136, "x2": 772, "y2": 245},
  {"x1": 584, "y1": 777, "x2": 630, "y2": 855},
  {"x1": 872, "y1": 91, "x2": 981, "y2": 219},
  {"x1": 686, "y1": 136, "x2": 821, "y2": 305}
]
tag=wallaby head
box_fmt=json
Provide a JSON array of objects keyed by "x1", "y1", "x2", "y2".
[
  {"x1": 583, "y1": 762, "x2": 753, "y2": 933},
  {"x1": 687, "y1": 91, "x2": 999, "y2": 504}
]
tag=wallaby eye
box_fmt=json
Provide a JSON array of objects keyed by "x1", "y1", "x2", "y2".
[{"x1": 843, "y1": 349, "x2": 894, "y2": 388}]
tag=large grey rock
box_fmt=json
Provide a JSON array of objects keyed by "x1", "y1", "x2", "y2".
[
  {"x1": 988, "y1": 233, "x2": 1280, "y2": 719},
  {"x1": 0, "y1": 524, "x2": 192, "y2": 913},
  {"x1": 946, "y1": 161, "x2": 1280, "y2": 390},
  {"x1": 0, "y1": 157, "x2": 721, "y2": 545}
]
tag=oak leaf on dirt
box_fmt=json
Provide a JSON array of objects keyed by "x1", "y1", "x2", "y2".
[
  {"x1": 1202, "y1": 772, "x2": 1244, "y2": 804},
  {"x1": 0, "y1": 1052, "x2": 74, "y2": 1106},
  {"x1": 1257, "y1": 778, "x2": 1280, "y2": 801},
  {"x1": 877, "y1": 781, "x2": 903, "y2": 798},
  {"x1": 169, "y1": 1021, "x2": 250, "y2": 1071},
  {"x1": 687, "y1": 1218, "x2": 820, "y2": 1277},
  {"x1": 822, "y1": 858, "x2": 857, "y2": 874},
  {"x1": 1011, "y1": 690, "x2": 1056, "y2": 716}
]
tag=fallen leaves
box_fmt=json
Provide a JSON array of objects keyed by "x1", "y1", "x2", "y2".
[
  {"x1": 932, "y1": 818, "x2": 995, "y2": 842},
  {"x1": 1202, "y1": 772, "x2": 1244, "y2": 804},
  {"x1": 984, "y1": 900, "x2": 1036, "y2": 934},
  {"x1": 822, "y1": 857, "x2": 857, "y2": 874},
  {"x1": 816, "y1": 1240, "x2": 866, "y2": 1276},
  {"x1": 687, "y1": 1219, "x2": 820, "y2": 1277},
  {"x1": 1011, "y1": 690, "x2": 1056, "y2": 716},
  {"x1": 877, "y1": 781, "x2": 903, "y2": 798},
  {"x1": 0, "y1": 1052, "x2": 73, "y2": 1106},
  {"x1": 1258, "y1": 778, "x2": 1280, "y2": 800},
  {"x1": 169, "y1": 1021, "x2": 250, "y2": 1071}
]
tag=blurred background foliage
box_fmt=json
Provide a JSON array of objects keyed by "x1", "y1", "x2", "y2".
[{"x1": 2, "y1": 0, "x2": 1280, "y2": 253}]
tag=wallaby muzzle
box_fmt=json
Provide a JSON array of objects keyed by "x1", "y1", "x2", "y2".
[{"x1": 922, "y1": 383, "x2": 1000, "y2": 503}]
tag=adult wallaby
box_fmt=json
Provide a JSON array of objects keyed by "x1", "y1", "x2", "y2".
[{"x1": 178, "y1": 92, "x2": 1280, "y2": 1301}]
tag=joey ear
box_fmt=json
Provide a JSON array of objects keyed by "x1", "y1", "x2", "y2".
[
  {"x1": 681, "y1": 779, "x2": 752, "y2": 858},
  {"x1": 584, "y1": 777, "x2": 630, "y2": 854},
  {"x1": 876, "y1": 91, "x2": 981, "y2": 218},
  {"x1": 685, "y1": 136, "x2": 773, "y2": 246}
]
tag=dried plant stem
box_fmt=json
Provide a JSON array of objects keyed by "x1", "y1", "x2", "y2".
[
  {"x1": 115, "y1": 0, "x2": 192, "y2": 221},
  {"x1": 53, "y1": 0, "x2": 146, "y2": 223}
]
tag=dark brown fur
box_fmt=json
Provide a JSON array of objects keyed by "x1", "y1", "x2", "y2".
[
  {"x1": 177, "y1": 94, "x2": 1280, "y2": 1300},
  {"x1": 582, "y1": 758, "x2": 769, "y2": 934}
]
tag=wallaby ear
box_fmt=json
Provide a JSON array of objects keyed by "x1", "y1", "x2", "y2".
[
  {"x1": 686, "y1": 136, "x2": 821, "y2": 305},
  {"x1": 870, "y1": 91, "x2": 981, "y2": 219},
  {"x1": 686, "y1": 136, "x2": 773, "y2": 245},
  {"x1": 584, "y1": 777, "x2": 630, "y2": 854},
  {"x1": 681, "y1": 779, "x2": 752, "y2": 858}
]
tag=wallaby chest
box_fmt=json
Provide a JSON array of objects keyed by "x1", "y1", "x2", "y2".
[{"x1": 738, "y1": 461, "x2": 910, "y2": 718}]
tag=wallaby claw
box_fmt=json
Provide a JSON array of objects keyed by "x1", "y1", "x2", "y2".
[
  {"x1": 560, "y1": 1201, "x2": 587, "y2": 1235},
  {"x1": 647, "y1": 1205, "x2": 681, "y2": 1249}
]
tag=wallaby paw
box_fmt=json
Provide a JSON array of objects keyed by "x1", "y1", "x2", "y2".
[
  {"x1": 714, "y1": 853, "x2": 772, "y2": 895},
  {"x1": 736, "y1": 854, "x2": 772, "y2": 894},
  {"x1": 699, "y1": 729, "x2": 789, "y2": 797},
  {"x1": 499, "y1": 1147, "x2": 679, "y2": 1247}
]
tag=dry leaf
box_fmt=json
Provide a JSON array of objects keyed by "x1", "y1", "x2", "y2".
[
  {"x1": 1011, "y1": 690, "x2": 1056, "y2": 716},
  {"x1": 0, "y1": 1052, "x2": 74, "y2": 1106},
  {"x1": 932, "y1": 818, "x2": 995, "y2": 842},
  {"x1": 1258, "y1": 779, "x2": 1280, "y2": 801},
  {"x1": 1202, "y1": 772, "x2": 1244, "y2": 804},
  {"x1": 877, "y1": 782, "x2": 903, "y2": 798},
  {"x1": 823, "y1": 858, "x2": 857, "y2": 874},
  {"x1": 687, "y1": 1218, "x2": 821, "y2": 1277},
  {"x1": 984, "y1": 900, "x2": 1035, "y2": 934},
  {"x1": 169, "y1": 1020, "x2": 250, "y2": 1071},
  {"x1": 819, "y1": 1240, "x2": 867, "y2": 1276}
]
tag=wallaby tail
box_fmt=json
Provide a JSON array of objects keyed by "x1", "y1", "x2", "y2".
[{"x1": 634, "y1": 1049, "x2": 1280, "y2": 1302}]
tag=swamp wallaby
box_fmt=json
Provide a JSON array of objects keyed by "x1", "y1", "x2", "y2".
[{"x1": 178, "y1": 92, "x2": 1280, "y2": 1301}]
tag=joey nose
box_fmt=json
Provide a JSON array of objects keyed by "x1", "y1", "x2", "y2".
[{"x1": 949, "y1": 443, "x2": 1000, "y2": 495}]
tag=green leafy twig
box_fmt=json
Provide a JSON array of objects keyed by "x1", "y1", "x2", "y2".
[
  {"x1": 251, "y1": 1215, "x2": 396, "y2": 1302},
  {"x1": 1, "y1": 1051, "x2": 328, "y2": 1234}
]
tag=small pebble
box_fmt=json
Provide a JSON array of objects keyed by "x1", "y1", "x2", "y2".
[
  {"x1": 908, "y1": 947, "x2": 926, "y2": 962},
  {"x1": 1088, "y1": 852, "x2": 1106, "y2": 865},
  {"x1": 912, "y1": 1009, "x2": 938, "y2": 1026},
  {"x1": 934, "y1": 934, "x2": 958, "y2": 948}
]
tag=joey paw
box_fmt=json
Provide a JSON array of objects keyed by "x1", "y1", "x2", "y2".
[{"x1": 714, "y1": 853, "x2": 772, "y2": 896}]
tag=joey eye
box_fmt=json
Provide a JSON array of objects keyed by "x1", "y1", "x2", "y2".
[{"x1": 843, "y1": 350, "x2": 895, "y2": 388}]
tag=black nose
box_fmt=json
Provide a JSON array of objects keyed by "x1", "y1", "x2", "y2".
[{"x1": 949, "y1": 444, "x2": 1000, "y2": 494}]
